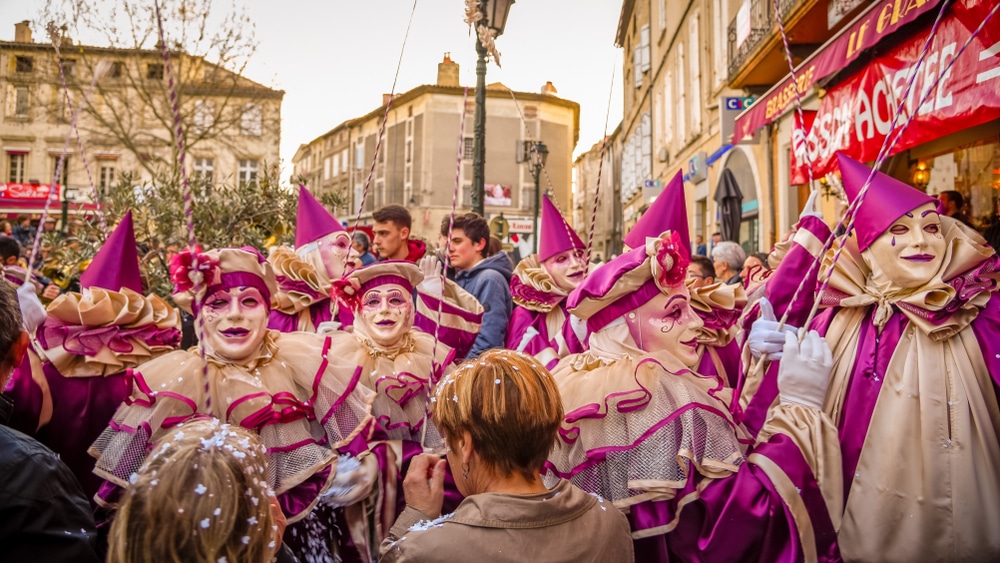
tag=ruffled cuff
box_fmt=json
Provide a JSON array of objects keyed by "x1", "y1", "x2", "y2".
[{"x1": 269, "y1": 247, "x2": 329, "y2": 314}]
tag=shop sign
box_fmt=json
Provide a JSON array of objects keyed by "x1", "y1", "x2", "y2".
[
  {"x1": 508, "y1": 218, "x2": 535, "y2": 234},
  {"x1": 0, "y1": 183, "x2": 61, "y2": 200},
  {"x1": 733, "y1": 0, "x2": 944, "y2": 143},
  {"x1": 791, "y1": 0, "x2": 1000, "y2": 180}
]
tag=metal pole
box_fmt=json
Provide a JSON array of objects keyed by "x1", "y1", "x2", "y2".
[
  {"x1": 472, "y1": 36, "x2": 488, "y2": 216},
  {"x1": 532, "y1": 162, "x2": 541, "y2": 255}
]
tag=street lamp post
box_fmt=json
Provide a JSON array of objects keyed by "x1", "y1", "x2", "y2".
[
  {"x1": 530, "y1": 141, "x2": 548, "y2": 255},
  {"x1": 471, "y1": 0, "x2": 515, "y2": 217}
]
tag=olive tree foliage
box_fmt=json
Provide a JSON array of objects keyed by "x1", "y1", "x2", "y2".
[
  {"x1": 37, "y1": 0, "x2": 271, "y2": 178},
  {"x1": 46, "y1": 167, "x2": 298, "y2": 299}
]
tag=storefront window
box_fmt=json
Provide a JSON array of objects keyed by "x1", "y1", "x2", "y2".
[{"x1": 926, "y1": 141, "x2": 1000, "y2": 231}]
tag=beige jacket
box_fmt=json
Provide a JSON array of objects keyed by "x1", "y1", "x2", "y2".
[{"x1": 378, "y1": 479, "x2": 634, "y2": 562}]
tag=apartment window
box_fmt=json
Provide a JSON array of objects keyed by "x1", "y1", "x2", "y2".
[
  {"x1": 238, "y1": 159, "x2": 258, "y2": 187},
  {"x1": 14, "y1": 86, "x2": 29, "y2": 117},
  {"x1": 463, "y1": 137, "x2": 474, "y2": 160},
  {"x1": 713, "y1": 0, "x2": 729, "y2": 87},
  {"x1": 99, "y1": 165, "x2": 116, "y2": 194},
  {"x1": 60, "y1": 59, "x2": 76, "y2": 78},
  {"x1": 8, "y1": 153, "x2": 26, "y2": 183},
  {"x1": 640, "y1": 24, "x2": 651, "y2": 73},
  {"x1": 355, "y1": 144, "x2": 364, "y2": 170},
  {"x1": 108, "y1": 61, "x2": 124, "y2": 78},
  {"x1": 341, "y1": 149, "x2": 349, "y2": 173},
  {"x1": 192, "y1": 157, "x2": 214, "y2": 185},
  {"x1": 193, "y1": 100, "x2": 216, "y2": 134},
  {"x1": 677, "y1": 44, "x2": 687, "y2": 142},
  {"x1": 406, "y1": 140, "x2": 412, "y2": 163},
  {"x1": 663, "y1": 72, "x2": 673, "y2": 145},
  {"x1": 406, "y1": 119, "x2": 413, "y2": 136},
  {"x1": 332, "y1": 154, "x2": 340, "y2": 177},
  {"x1": 51, "y1": 156, "x2": 69, "y2": 186},
  {"x1": 689, "y1": 14, "x2": 702, "y2": 133},
  {"x1": 15, "y1": 56, "x2": 33, "y2": 73},
  {"x1": 241, "y1": 103, "x2": 262, "y2": 136},
  {"x1": 323, "y1": 157, "x2": 331, "y2": 180},
  {"x1": 146, "y1": 63, "x2": 164, "y2": 80}
]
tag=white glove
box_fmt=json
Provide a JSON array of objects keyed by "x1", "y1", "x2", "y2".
[
  {"x1": 416, "y1": 255, "x2": 443, "y2": 298},
  {"x1": 799, "y1": 189, "x2": 822, "y2": 221},
  {"x1": 777, "y1": 330, "x2": 833, "y2": 410},
  {"x1": 747, "y1": 298, "x2": 798, "y2": 361},
  {"x1": 16, "y1": 281, "x2": 47, "y2": 335}
]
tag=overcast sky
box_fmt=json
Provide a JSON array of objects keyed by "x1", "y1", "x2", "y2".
[{"x1": 2, "y1": 0, "x2": 624, "y2": 174}]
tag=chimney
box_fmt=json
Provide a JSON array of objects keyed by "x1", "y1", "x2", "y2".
[
  {"x1": 541, "y1": 81, "x2": 558, "y2": 95},
  {"x1": 14, "y1": 21, "x2": 32, "y2": 44},
  {"x1": 382, "y1": 93, "x2": 394, "y2": 106},
  {"x1": 437, "y1": 53, "x2": 460, "y2": 87}
]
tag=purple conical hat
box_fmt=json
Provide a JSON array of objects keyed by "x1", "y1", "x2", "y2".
[
  {"x1": 538, "y1": 194, "x2": 585, "y2": 262},
  {"x1": 80, "y1": 210, "x2": 142, "y2": 293},
  {"x1": 836, "y1": 152, "x2": 936, "y2": 252},
  {"x1": 295, "y1": 185, "x2": 346, "y2": 248},
  {"x1": 623, "y1": 170, "x2": 689, "y2": 257}
]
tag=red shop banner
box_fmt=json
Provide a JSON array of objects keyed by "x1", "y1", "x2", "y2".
[
  {"x1": 732, "y1": 0, "x2": 944, "y2": 143},
  {"x1": 792, "y1": 0, "x2": 1000, "y2": 181},
  {"x1": 0, "y1": 183, "x2": 61, "y2": 200}
]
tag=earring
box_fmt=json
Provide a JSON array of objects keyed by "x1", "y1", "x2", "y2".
[{"x1": 461, "y1": 462, "x2": 470, "y2": 480}]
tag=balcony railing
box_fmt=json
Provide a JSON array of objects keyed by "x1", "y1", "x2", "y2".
[{"x1": 727, "y1": 0, "x2": 801, "y2": 80}]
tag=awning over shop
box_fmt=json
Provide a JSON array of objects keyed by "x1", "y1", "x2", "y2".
[
  {"x1": 791, "y1": 0, "x2": 1000, "y2": 179},
  {"x1": 732, "y1": 0, "x2": 945, "y2": 143}
]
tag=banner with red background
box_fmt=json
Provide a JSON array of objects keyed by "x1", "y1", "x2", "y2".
[{"x1": 791, "y1": 0, "x2": 1000, "y2": 181}]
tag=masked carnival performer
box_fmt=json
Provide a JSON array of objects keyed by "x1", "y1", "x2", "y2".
[
  {"x1": 625, "y1": 172, "x2": 746, "y2": 390},
  {"x1": 5, "y1": 212, "x2": 181, "y2": 499},
  {"x1": 323, "y1": 261, "x2": 462, "y2": 543},
  {"x1": 544, "y1": 230, "x2": 842, "y2": 561},
  {"x1": 742, "y1": 153, "x2": 1000, "y2": 562},
  {"x1": 506, "y1": 195, "x2": 589, "y2": 369},
  {"x1": 268, "y1": 186, "x2": 359, "y2": 333},
  {"x1": 89, "y1": 246, "x2": 380, "y2": 563}
]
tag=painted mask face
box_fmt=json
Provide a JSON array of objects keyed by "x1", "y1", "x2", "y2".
[
  {"x1": 624, "y1": 287, "x2": 704, "y2": 367},
  {"x1": 317, "y1": 231, "x2": 355, "y2": 279},
  {"x1": 359, "y1": 282, "x2": 414, "y2": 348},
  {"x1": 865, "y1": 202, "x2": 946, "y2": 289},
  {"x1": 201, "y1": 287, "x2": 269, "y2": 365},
  {"x1": 542, "y1": 249, "x2": 587, "y2": 292}
]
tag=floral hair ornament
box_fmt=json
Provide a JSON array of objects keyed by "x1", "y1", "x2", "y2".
[
  {"x1": 648, "y1": 230, "x2": 689, "y2": 291},
  {"x1": 330, "y1": 277, "x2": 363, "y2": 312},
  {"x1": 170, "y1": 246, "x2": 222, "y2": 295}
]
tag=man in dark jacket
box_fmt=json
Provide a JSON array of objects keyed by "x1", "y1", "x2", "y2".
[
  {"x1": 441, "y1": 213, "x2": 512, "y2": 358},
  {"x1": 0, "y1": 279, "x2": 101, "y2": 562}
]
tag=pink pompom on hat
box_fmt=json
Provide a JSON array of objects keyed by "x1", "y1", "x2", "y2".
[
  {"x1": 80, "y1": 210, "x2": 143, "y2": 293},
  {"x1": 295, "y1": 185, "x2": 346, "y2": 248},
  {"x1": 567, "y1": 230, "x2": 689, "y2": 333},
  {"x1": 836, "y1": 152, "x2": 936, "y2": 252},
  {"x1": 538, "y1": 194, "x2": 585, "y2": 262},
  {"x1": 622, "y1": 170, "x2": 689, "y2": 257}
]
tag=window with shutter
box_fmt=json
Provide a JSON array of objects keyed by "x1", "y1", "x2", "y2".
[{"x1": 640, "y1": 24, "x2": 651, "y2": 73}]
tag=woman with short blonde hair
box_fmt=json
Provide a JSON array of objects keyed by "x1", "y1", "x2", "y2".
[
  {"x1": 108, "y1": 417, "x2": 283, "y2": 563},
  {"x1": 378, "y1": 349, "x2": 633, "y2": 562}
]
